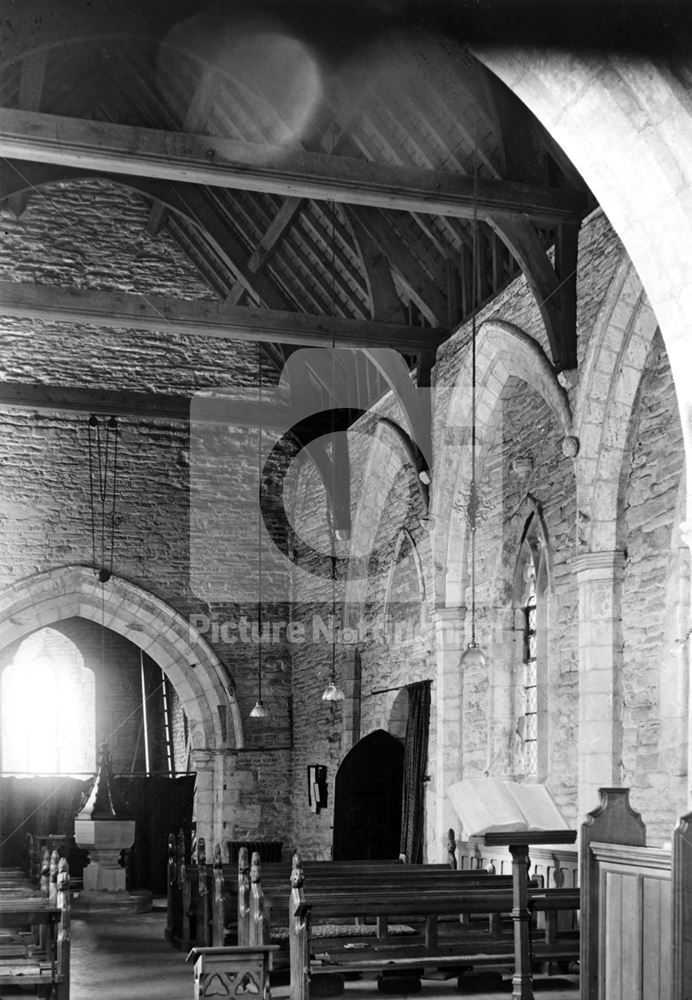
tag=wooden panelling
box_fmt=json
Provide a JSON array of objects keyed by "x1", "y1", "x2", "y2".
[{"x1": 672, "y1": 811, "x2": 692, "y2": 999}]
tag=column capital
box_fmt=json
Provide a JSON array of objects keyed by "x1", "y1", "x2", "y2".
[
  {"x1": 189, "y1": 747, "x2": 227, "y2": 768},
  {"x1": 574, "y1": 549, "x2": 626, "y2": 580},
  {"x1": 432, "y1": 605, "x2": 465, "y2": 626},
  {"x1": 431, "y1": 606, "x2": 466, "y2": 644}
]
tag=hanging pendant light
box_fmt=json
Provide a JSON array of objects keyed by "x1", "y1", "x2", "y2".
[
  {"x1": 461, "y1": 133, "x2": 486, "y2": 673},
  {"x1": 250, "y1": 347, "x2": 269, "y2": 720},
  {"x1": 321, "y1": 191, "x2": 345, "y2": 704}
]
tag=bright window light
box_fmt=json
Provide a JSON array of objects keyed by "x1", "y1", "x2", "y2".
[{"x1": 1, "y1": 628, "x2": 95, "y2": 776}]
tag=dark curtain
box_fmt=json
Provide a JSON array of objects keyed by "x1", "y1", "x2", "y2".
[
  {"x1": 0, "y1": 774, "x2": 195, "y2": 895},
  {"x1": 0, "y1": 776, "x2": 90, "y2": 867},
  {"x1": 115, "y1": 775, "x2": 195, "y2": 894},
  {"x1": 399, "y1": 680, "x2": 431, "y2": 864}
]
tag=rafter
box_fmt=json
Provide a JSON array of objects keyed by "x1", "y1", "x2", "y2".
[
  {"x1": 349, "y1": 216, "x2": 405, "y2": 323},
  {"x1": 0, "y1": 280, "x2": 447, "y2": 352},
  {"x1": 225, "y1": 196, "x2": 302, "y2": 305},
  {"x1": 349, "y1": 206, "x2": 447, "y2": 327},
  {"x1": 0, "y1": 381, "x2": 291, "y2": 426},
  {"x1": 486, "y1": 215, "x2": 576, "y2": 371},
  {"x1": 145, "y1": 66, "x2": 219, "y2": 236},
  {"x1": 0, "y1": 108, "x2": 584, "y2": 225}
]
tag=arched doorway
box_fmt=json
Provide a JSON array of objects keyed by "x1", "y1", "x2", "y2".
[{"x1": 332, "y1": 729, "x2": 404, "y2": 860}]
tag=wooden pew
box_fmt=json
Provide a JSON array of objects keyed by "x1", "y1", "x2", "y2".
[
  {"x1": 580, "y1": 788, "x2": 692, "y2": 1000},
  {"x1": 164, "y1": 825, "x2": 459, "y2": 951},
  {"x1": 0, "y1": 857, "x2": 70, "y2": 1000},
  {"x1": 232, "y1": 849, "x2": 523, "y2": 951},
  {"x1": 284, "y1": 853, "x2": 580, "y2": 999}
]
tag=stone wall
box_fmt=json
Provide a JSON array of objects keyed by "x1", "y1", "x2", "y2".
[
  {"x1": 0, "y1": 178, "x2": 292, "y2": 844},
  {"x1": 1, "y1": 176, "x2": 688, "y2": 860},
  {"x1": 620, "y1": 331, "x2": 686, "y2": 843}
]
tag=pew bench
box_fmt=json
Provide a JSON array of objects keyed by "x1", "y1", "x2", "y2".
[
  {"x1": 284, "y1": 863, "x2": 580, "y2": 998},
  {"x1": 168, "y1": 834, "x2": 503, "y2": 950},
  {"x1": 0, "y1": 887, "x2": 70, "y2": 1000},
  {"x1": 233, "y1": 853, "x2": 519, "y2": 950}
]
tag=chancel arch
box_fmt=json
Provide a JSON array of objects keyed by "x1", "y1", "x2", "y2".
[{"x1": 0, "y1": 565, "x2": 242, "y2": 843}]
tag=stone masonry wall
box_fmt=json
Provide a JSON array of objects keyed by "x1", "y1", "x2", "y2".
[
  {"x1": 0, "y1": 178, "x2": 292, "y2": 846},
  {"x1": 1, "y1": 176, "x2": 687, "y2": 859},
  {"x1": 620, "y1": 330, "x2": 686, "y2": 843}
]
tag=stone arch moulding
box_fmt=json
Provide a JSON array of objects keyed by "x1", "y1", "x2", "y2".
[
  {"x1": 573, "y1": 265, "x2": 659, "y2": 553},
  {"x1": 0, "y1": 565, "x2": 243, "y2": 752},
  {"x1": 434, "y1": 319, "x2": 573, "y2": 608},
  {"x1": 345, "y1": 418, "x2": 424, "y2": 621},
  {"x1": 473, "y1": 48, "x2": 692, "y2": 509}
]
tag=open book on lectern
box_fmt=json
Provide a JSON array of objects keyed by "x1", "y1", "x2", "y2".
[{"x1": 447, "y1": 778, "x2": 570, "y2": 837}]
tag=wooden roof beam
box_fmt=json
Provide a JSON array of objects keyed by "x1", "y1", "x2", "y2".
[
  {"x1": 487, "y1": 216, "x2": 578, "y2": 371},
  {"x1": 0, "y1": 381, "x2": 292, "y2": 426},
  {"x1": 0, "y1": 280, "x2": 447, "y2": 352},
  {"x1": 0, "y1": 108, "x2": 584, "y2": 225},
  {"x1": 349, "y1": 206, "x2": 447, "y2": 327}
]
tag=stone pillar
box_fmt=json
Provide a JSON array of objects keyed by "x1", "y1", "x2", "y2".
[
  {"x1": 679, "y1": 522, "x2": 692, "y2": 809},
  {"x1": 575, "y1": 550, "x2": 625, "y2": 822},
  {"x1": 189, "y1": 748, "x2": 226, "y2": 848},
  {"x1": 488, "y1": 607, "x2": 516, "y2": 776},
  {"x1": 432, "y1": 607, "x2": 465, "y2": 860}
]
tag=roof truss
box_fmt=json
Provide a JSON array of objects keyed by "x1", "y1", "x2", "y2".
[{"x1": 0, "y1": 108, "x2": 584, "y2": 226}]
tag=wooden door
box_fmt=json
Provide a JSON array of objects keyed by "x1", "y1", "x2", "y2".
[{"x1": 332, "y1": 729, "x2": 404, "y2": 861}]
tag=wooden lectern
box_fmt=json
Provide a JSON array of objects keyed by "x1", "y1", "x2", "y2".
[{"x1": 482, "y1": 829, "x2": 577, "y2": 1000}]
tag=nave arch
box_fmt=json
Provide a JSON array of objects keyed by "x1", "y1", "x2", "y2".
[
  {"x1": 433, "y1": 319, "x2": 573, "y2": 611},
  {"x1": 0, "y1": 565, "x2": 243, "y2": 754},
  {"x1": 475, "y1": 49, "x2": 692, "y2": 514}
]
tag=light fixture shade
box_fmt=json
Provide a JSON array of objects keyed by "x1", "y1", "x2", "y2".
[
  {"x1": 460, "y1": 642, "x2": 486, "y2": 671},
  {"x1": 249, "y1": 699, "x2": 268, "y2": 719},
  {"x1": 321, "y1": 681, "x2": 345, "y2": 702}
]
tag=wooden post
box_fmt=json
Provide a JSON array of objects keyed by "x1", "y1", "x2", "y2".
[
  {"x1": 166, "y1": 832, "x2": 176, "y2": 942},
  {"x1": 289, "y1": 853, "x2": 310, "y2": 1000},
  {"x1": 672, "y1": 809, "x2": 692, "y2": 1000},
  {"x1": 56, "y1": 858, "x2": 70, "y2": 1000},
  {"x1": 249, "y1": 851, "x2": 269, "y2": 945},
  {"x1": 212, "y1": 842, "x2": 226, "y2": 947},
  {"x1": 580, "y1": 788, "x2": 645, "y2": 1000},
  {"x1": 237, "y1": 847, "x2": 251, "y2": 946},
  {"x1": 509, "y1": 843, "x2": 533, "y2": 1000}
]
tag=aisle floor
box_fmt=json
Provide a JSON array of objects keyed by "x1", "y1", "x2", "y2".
[{"x1": 68, "y1": 909, "x2": 579, "y2": 1000}]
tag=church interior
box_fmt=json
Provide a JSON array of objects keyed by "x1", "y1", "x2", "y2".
[{"x1": 1, "y1": 1, "x2": 692, "y2": 998}]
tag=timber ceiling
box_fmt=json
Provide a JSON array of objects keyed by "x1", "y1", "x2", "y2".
[{"x1": 0, "y1": 1, "x2": 592, "y2": 418}]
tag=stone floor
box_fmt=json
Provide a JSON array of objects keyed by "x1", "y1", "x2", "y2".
[{"x1": 67, "y1": 908, "x2": 580, "y2": 1000}]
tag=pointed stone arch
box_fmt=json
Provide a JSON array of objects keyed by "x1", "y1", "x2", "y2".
[
  {"x1": 0, "y1": 565, "x2": 243, "y2": 753},
  {"x1": 434, "y1": 320, "x2": 573, "y2": 608},
  {"x1": 473, "y1": 48, "x2": 692, "y2": 514},
  {"x1": 572, "y1": 262, "x2": 660, "y2": 552}
]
